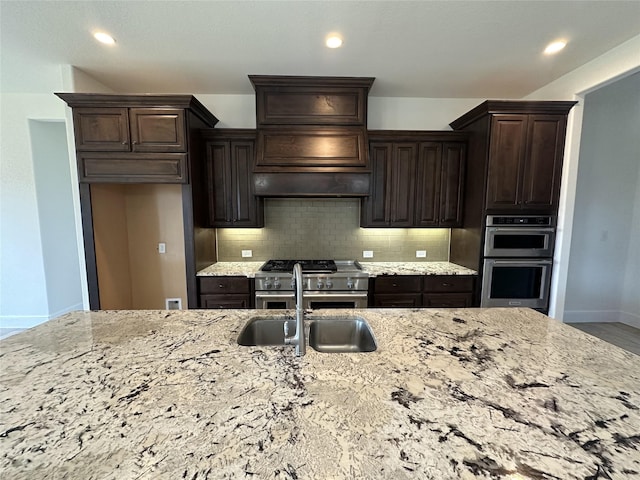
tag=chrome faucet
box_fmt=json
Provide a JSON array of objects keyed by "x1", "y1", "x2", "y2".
[{"x1": 284, "y1": 262, "x2": 306, "y2": 356}]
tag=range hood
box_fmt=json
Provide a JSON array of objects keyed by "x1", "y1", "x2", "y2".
[{"x1": 249, "y1": 75, "x2": 375, "y2": 197}]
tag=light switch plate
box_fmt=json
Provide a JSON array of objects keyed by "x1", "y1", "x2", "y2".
[
  {"x1": 363, "y1": 250, "x2": 374, "y2": 258},
  {"x1": 241, "y1": 250, "x2": 253, "y2": 258},
  {"x1": 416, "y1": 250, "x2": 427, "y2": 258}
]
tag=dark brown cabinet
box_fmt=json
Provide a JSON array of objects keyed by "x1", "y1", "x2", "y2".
[
  {"x1": 56, "y1": 94, "x2": 218, "y2": 184},
  {"x1": 450, "y1": 101, "x2": 576, "y2": 215},
  {"x1": 361, "y1": 132, "x2": 467, "y2": 228},
  {"x1": 371, "y1": 274, "x2": 475, "y2": 308},
  {"x1": 372, "y1": 275, "x2": 422, "y2": 307},
  {"x1": 422, "y1": 275, "x2": 474, "y2": 307},
  {"x1": 485, "y1": 114, "x2": 568, "y2": 211},
  {"x1": 415, "y1": 142, "x2": 466, "y2": 227},
  {"x1": 202, "y1": 130, "x2": 264, "y2": 228},
  {"x1": 71, "y1": 107, "x2": 187, "y2": 153},
  {"x1": 199, "y1": 276, "x2": 253, "y2": 309}
]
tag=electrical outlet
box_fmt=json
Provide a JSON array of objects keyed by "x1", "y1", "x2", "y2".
[
  {"x1": 158, "y1": 242, "x2": 166, "y2": 254},
  {"x1": 416, "y1": 250, "x2": 427, "y2": 258},
  {"x1": 241, "y1": 250, "x2": 253, "y2": 258},
  {"x1": 363, "y1": 250, "x2": 374, "y2": 258},
  {"x1": 165, "y1": 298, "x2": 182, "y2": 310}
]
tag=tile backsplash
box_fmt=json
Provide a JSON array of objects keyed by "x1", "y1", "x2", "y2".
[{"x1": 216, "y1": 199, "x2": 450, "y2": 262}]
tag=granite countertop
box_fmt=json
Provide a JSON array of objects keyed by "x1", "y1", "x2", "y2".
[
  {"x1": 197, "y1": 261, "x2": 477, "y2": 277},
  {"x1": 1, "y1": 308, "x2": 639, "y2": 479}
]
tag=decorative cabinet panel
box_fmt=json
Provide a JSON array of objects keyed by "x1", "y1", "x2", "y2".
[
  {"x1": 199, "y1": 276, "x2": 253, "y2": 309},
  {"x1": 203, "y1": 130, "x2": 264, "y2": 228},
  {"x1": 361, "y1": 132, "x2": 467, "y2": 228}
]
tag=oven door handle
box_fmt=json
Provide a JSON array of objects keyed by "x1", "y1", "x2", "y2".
[
  {"x1": 487, "y1": 227, "x2": 555, "y2": 233},
  {"x1": 486, "y1": 259, "x2": 553, "y2": 266}
]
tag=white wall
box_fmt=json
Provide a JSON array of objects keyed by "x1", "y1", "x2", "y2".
[
  {"x1": 563, "y1": 72, "x2": 640, "y2": 325},
  {"x1": 524, "y1": 34, "x2": 640, "y2": 321},
  {"x1": 0, "y1": 92, "x2": 68, "y2": 327},
  {"x1": 29, "y1": 120, "x2": 84, "y2": 318},
  {"x1": 195, "y1": 94, "x2": 483, "y2": 130}
]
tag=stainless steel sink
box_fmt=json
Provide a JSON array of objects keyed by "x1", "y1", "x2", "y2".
[
  {"x1": 237, "y1": 316, "x2": 377, "y2": 353},
  {"x1": 308, "y1": 316, "x2": 377, "y2": 353},
  {"x1": 237, "y1": 316, "x2": 294, "y2": 346}
]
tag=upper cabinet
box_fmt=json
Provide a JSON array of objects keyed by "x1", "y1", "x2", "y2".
[
  {"x1": 201, "y1": 129, "x2": 264, "y2": 228},
  {"x1": 361, "y1": 131, "x2": 467, "y2": 228},
  {"x1": 450, "y1": 101, "x2": 576, "y2": 214},
  {"x1": 56, "y1": 94, "x2": 218, "y2": 183}
]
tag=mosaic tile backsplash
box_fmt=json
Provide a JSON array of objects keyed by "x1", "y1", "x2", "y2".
[{"x1": 216, "y1": 199, "x2": 450, "y2": 262}]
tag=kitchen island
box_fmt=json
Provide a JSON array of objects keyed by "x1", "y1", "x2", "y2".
[{"x1": 1, "y1": 308, "x2": 639, "y2": 479}]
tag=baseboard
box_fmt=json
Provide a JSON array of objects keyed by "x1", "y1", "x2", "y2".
[
  {"x1": 0, "y1": 315, "x2": 49, "y2": 329},
  {"x1": 0, "y1": 303, "x2": 84, "y2": 329},
  {"x1": 619, "y1": 311, "x2": 640, "y2": 329},
  {"x1": 563, "y1": 309, "x2": 640, "y2": 328}
]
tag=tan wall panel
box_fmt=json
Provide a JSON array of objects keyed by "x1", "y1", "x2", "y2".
[
  {"x1": 91, "y1": 184, "x2": 133, "y2": 309},
  {"x1": 125, "y1": 184, "x2": 187, "y2": 309}
]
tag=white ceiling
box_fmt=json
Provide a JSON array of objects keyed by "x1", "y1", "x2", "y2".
[{"x1": 2, "y1": 0, "x2": 640, "y2": 98}]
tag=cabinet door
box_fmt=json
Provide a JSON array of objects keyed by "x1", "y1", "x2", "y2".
[
  {"x1": 206, "y1": 142, "x2": 233, "y2": 225},
  {"x1": 415, "y1": 142, "x2": 441, "y2": 226},
  {"x1": 486, "y1": 115, "x2": 528, "y2": 210},
  {"x1": 439, "y1": 142, "x2": 465, "y2": 226},
  {"x1": 129, "y1": 108, "x2": 186, "y2": 153},
  {"x1": 72, "y1": 108, "x2": 131, "y2": 151},
  {"x1": 521, "y1": 115, "x2": 567, "y2": 211},
  {"x1": 389, "y1": 143, "x2": 416, "y2": 226},
  {"x1": 361, "y1": 142, "x2": 393, "y2": 227},
  {"x1": 206, "y1": 140, "x2": 263, "y2": 227},
  {"x1": 230, "y1": 141, "x2": 263, "y2": 227}
]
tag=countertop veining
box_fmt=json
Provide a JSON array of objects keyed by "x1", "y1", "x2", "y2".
[
  {"x1": 1, "y1": 307, "x2": 638, "y2": 479},
  {"x1": 197, "y1": 261, "x2": 477, "y2": 277}
]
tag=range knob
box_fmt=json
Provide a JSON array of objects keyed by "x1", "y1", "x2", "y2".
[
  {"x1": 316, "y1": 278, "x2": 324, "y2": 289},
  {"x1": 290, "y1": 278, "x2": 296, "y2": 289},
  {"x1": 326, "y1": 279, "x2": 333, "y2": 289},
  {"x1": 264, "y1": 277, "x2": 272, "y2": 289},
  {"x1": 273, "y1": 277, "x2": 281, "y2": 289},
  {"x1": 346, "y1": 277, "x2": 354, "y2": 289}
]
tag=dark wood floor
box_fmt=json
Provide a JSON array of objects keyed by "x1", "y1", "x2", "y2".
[{"x1": 567, "y1": 322, "x2": 640, "y2": 356}]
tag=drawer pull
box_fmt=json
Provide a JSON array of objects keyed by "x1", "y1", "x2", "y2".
[
  {"x1": 392, "y1": 283, "x2": 398, "y2": 287},
  {"x1": 441, "y1": 283, "x2": 452, "y2": 287},
  {"x1": 218, "y1": 284, "x2": 224, "y2": 288}
]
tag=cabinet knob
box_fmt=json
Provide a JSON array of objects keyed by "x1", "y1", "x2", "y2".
[
  {"x1": 218, "y1": 284, "x2": 224, "y2": 289},
  {"x1": 442, "y1": 283, "x2": 452, "y2": 287}
]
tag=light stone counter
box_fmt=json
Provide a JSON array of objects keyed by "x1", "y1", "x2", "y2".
[
  {"x1": 1, "y1": 308, "x2": 639, "y2": 479},
  {"x1": 197, "y1": 261, "x2": 477, "y2": 277},
  {"x1": 359, "y1": 261, "x2": 477, "y2": 276},
  {"x1": 197, "y1": 261, "x2": 265, "y2": 277}
]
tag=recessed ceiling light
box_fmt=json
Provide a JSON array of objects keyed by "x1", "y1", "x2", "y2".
[
  {"x1": 94, "y1": 32, "x2": 116, "y2": 45},
  {"x1": 326, "y1": 35, "x2": 343, "y2": 49},
  {"x1": 544, "y1": 40, "x2": 566, "y2": 55}
]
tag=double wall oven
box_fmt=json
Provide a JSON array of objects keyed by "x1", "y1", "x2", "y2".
[
  {"x1": 255, "y1": 260, "x2": 369, "y2": 310},
  {"x1": 481, "y1": 215, "x2": 556, "y2": 311}
]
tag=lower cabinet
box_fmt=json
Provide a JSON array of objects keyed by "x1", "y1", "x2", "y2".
[
  {"x1": 371, "y1": 274, "x2": 475, "y2": 308},
  {"x1": 198, "y1": 276, "x2": 253, "y2": 309}
]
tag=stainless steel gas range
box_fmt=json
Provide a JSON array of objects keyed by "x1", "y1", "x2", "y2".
[{"x1": 254, "y1": 260, "x2": 369, "y2": 309}]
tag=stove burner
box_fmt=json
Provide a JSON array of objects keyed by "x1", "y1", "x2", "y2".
[{"x1": 261, "y1": 259, "x2": 337, "y2": 273}]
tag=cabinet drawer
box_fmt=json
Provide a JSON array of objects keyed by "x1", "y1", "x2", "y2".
[
  {"x1": 423, "y1": 275, "x2": 474, "y2": 293},
  {"x1": 78, "y1": 153, "x2": 187, "y2": 183},
  {"x1": 200, "y1": 294, "x2": 251, "y2": 309},
  {"x1": 423, "y1": 293, "x2": 472, "y2": 308},
  {"x1": 199, "y1": 276, "x2": 250, "y2": 294},
  {"x1": 374, "y1": 275, "x2": 422, "y2": 293},
  {"x1": 373, "y1": 293, "x2": 422, "y2": 308}
]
